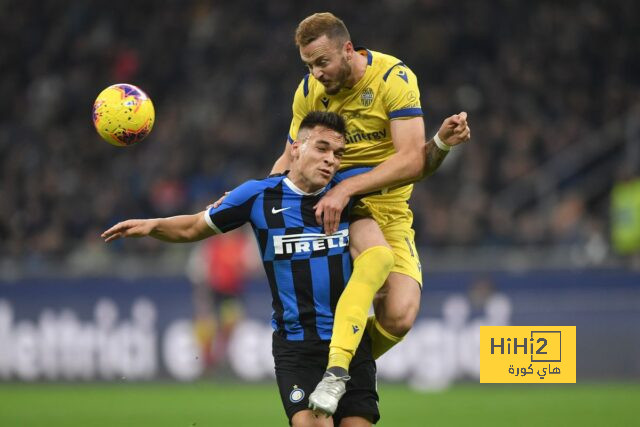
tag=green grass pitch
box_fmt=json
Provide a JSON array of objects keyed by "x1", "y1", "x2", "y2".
[{"x1": 0, "y1": 382, "x2": 637, "y2": 426}]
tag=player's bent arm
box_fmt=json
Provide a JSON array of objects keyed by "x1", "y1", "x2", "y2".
[
  {"x1": 337, "y1": 117, "x2": 426, "y2": 197},
  {"x1": 387, "y1": 111, "x2": 472, "y2": 184},
  {"x1": 422, "y1": 138, "x2": 449, "y2": 178},
  {"x1": 383, "y1": 139, "x2": 448, "y2": 189},
  {"x1": 385, "y1": 138, "x2": 448, "y2": 188},
  {"x1": 270, "y1": 140, "x2": 293, "y2": 175}
]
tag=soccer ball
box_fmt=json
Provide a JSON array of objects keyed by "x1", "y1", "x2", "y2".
[{"x1": 92, "y1": 83, "x2": 155, "y2": 146}]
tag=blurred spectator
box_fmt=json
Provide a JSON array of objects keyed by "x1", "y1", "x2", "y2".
[
  {"x1": 186, "y1": 226, "x2": 260, "y2": 371},
  {"x1": 1, "y1": 1, "x2": 639, "y2": 270},
  {"x1": 611, "y1": 175, "x2": 640, "y2": 255}
]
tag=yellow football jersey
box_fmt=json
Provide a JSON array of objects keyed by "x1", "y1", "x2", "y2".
[{"x1": 288, "y1": 48, "x2": 423, "y2": 202}]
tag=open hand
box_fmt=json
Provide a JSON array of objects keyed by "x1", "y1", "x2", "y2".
[{"x1": 101, "y1": 219, "x2": 155, "y2": 243}]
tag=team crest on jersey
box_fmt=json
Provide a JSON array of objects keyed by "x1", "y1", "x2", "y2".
[
  {"x1": 289, "y1": 385, "x2": 305, "y2": 403},
  {"x1": 360, "y1": 87, "x2": 374, "y2": 107}
]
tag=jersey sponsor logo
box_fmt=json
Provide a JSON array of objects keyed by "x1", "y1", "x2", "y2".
[
  {"x1": 360, "y1": 87, "x2": 374, "y2": 107},
  {"x1": 273, "y1": 229, "x2": 349, "y2": 255},
  {"x1": 345, "y1": 128, "x2": 387, "y2": 144},
  {"x1": 271, "y1": 206, "x2": 292, "y2": 214}
]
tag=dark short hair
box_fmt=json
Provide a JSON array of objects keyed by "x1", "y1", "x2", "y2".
[
  {"x1": 295, "y1": 12, "x2": 350, "y2": 48},
  {"x1": 299, "y1": 111, "x2": 347, "y2": 139}
]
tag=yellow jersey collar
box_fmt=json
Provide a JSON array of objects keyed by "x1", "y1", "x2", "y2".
[{"x1": 354, "y1": 46, "x2": 373, "y2": 65}]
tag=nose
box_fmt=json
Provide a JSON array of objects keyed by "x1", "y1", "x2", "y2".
[
  {"x1": 324, "y1": 151, "x2": 335, "y2": 166},
  {"x1": 311, "y1": 66, "x2": 323, "y2": 80}
]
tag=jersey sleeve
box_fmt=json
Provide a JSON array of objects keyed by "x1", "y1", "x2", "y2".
[
  {"x1": 381, "y1": 64, "x2": 423, "y2": 120},
  {"x1": 287, "y1": 75, "x2": 311, "y2": 144},
  {"x1": 204, "y1": 180, "x2": 260, "y2": 233}
]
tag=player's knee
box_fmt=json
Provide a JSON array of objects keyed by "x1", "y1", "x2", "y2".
[
  {"x1": 376, "y1": 246, "x2": 395, "y2": 273},
  {"x1": 291, "y1": 410, "x2": 331, "y2": 427},
  {"x1": 339, "y1": 415, "x2": 373, "y2": 427},
  {"x1": 379, "y1": 304, "x2": 419, "y2": 337},
  {"x1": 354, "y1": 245, "x2": 395, "y2": 275},
  {"x1": 382, "y1": 316, "x2": 412, "y2": 337}
]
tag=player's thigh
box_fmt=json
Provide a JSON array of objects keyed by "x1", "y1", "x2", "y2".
[
  {"x1": 374, "y1": 272, "x2": 421, "y2": 334},
  {"x1": 348, "y1": 217, "x2": 391, "y2": 259},
  {"x1": 291, "y1": 410, "x2": 333, "y2": 427},
  {"x1": 383, "y1": 221, "x2": 422, "y2": 286},
  {"x1": 339, "y1": 416, "x2": 371, "y2": 427}
]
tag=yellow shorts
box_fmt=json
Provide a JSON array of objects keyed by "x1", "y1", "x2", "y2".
[{"x1": 351, "y1": 195, "x2": 423, "y2": 286}]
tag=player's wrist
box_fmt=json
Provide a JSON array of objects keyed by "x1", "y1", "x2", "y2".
[
  {"x1": 433, "y1": 132, "x2": 451, "y2": 152},
  {"x1": 149, "y1": 218, "x2": 162, "y2": 233},
  {"x1": 336, "y1": 179, "x2": 356, "y2": 198}
]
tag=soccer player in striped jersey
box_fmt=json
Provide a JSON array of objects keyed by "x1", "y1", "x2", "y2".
[
  {"x1": 102, "y1": 111, "x2": 384, "y2": 426},
  {"x1": 270, "y1": 13, "x2": 471, "y2": 416}
]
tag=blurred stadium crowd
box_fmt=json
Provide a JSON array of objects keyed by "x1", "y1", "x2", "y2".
[{"x1": 1, "y1": 1, "x2": 639, "y2": 271}]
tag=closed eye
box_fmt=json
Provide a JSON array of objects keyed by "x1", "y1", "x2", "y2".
[{"x1": 304, "y1": 58, "x2": 329, "y2": 69}]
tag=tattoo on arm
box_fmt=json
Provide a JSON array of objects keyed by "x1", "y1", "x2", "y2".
[{"x1": 423, "y1": 139, "x2": 449, "y2": 177}]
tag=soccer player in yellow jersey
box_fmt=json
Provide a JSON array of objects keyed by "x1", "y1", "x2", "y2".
[{"x1": 269, "y1": 13, "x2": 471, "y2": 416}]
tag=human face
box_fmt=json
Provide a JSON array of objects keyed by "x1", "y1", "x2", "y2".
[
  {"x1": 300, "y1": 35, "x2": 352, "y2": 95},
  {"x1": 289, "y1": 126, "x2": 345, "y2": 192}
]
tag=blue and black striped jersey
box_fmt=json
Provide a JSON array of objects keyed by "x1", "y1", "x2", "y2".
[{"x1": 204, "y1": 174, "x2": 353, "y2": 341}]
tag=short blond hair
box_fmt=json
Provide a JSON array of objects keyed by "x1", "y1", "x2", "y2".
[{"x1": 294, "y1": 12, "x2": 351, "y2": 48}]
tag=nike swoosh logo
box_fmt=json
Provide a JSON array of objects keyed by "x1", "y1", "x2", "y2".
[{"x1": 271, "y1": 207, "x2": 292, "y2": 214}]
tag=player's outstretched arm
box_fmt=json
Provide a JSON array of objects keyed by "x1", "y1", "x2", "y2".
[{"x1": 101, "y1": 212, "x2": 216, "y2": 243}]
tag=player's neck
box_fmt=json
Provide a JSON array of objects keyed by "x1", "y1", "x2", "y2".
[
  {"x1": 346, "y1": 52, "x2": 367, "y2": 87},
  {"x1": 285, "y1": 172, "x2": 324, "y2": 195}
]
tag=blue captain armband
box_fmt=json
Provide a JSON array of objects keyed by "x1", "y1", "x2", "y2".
[{"x1": 388, "y1": 107, "x2": 423, "y2": 119}]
